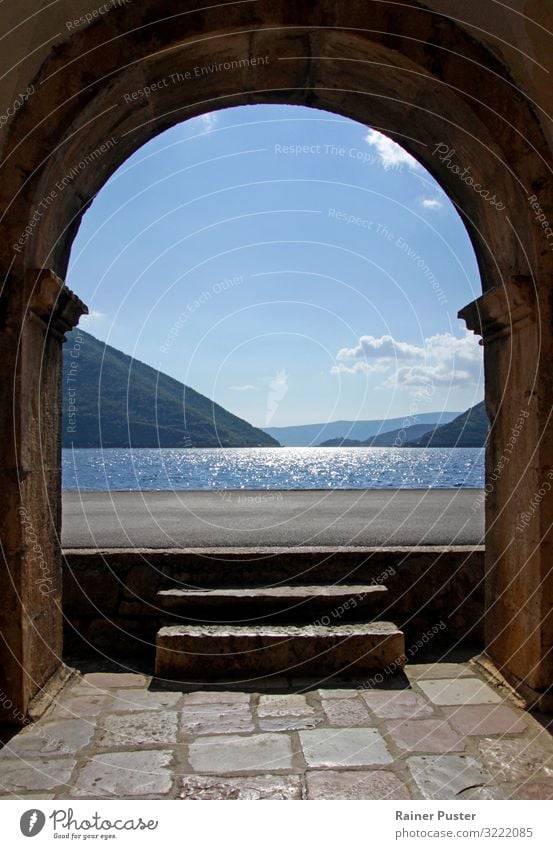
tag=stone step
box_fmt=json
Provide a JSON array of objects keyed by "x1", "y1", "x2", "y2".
[
  {"x1": 155, "y1": 622, "x2": 405, "y2": 678},
  {"x1": 156, "y1": 584, "x2": 388, "y2": 624}
]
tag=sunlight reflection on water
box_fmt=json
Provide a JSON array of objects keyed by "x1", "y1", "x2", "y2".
[{"x1": 62, "y1": 447, "x2": 484, "y2": 491}]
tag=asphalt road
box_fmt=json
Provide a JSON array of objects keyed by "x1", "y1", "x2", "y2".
[{"x1": 62, "y1": 489, "x2": 485, "y2": 548}]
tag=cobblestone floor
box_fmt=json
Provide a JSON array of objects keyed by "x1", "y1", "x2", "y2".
[{"x1": 1, "y1": 661, "x2": 552, "y2": 800}]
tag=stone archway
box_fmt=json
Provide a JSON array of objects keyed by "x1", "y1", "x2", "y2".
[{"x1": 1, "y1": 0, "x2": 551, "y2": 720}]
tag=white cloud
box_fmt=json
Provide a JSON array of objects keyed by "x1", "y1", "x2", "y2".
[
  {"x1": 79, "y1": 310, "x2": 105, "y2": 328},
  {"x1": 424, "y1": 331, "x2": 482, "y2": 364},
  {"x1": 365, "y1": 129, "x2": 420, "y2": 171},
  {"x1": 332, "y1": 330, "x2": 482, "y2": 390},
  {"x1": 230, "y1": 384, "x2": 256, "y2": 392},
  {"x1": 391, "y1": 363, "x2": 474, "y2": 388},
  {"x1": 336, "y1": 334, "x2": 421, "y2": 361},
  {"x1": 421, "y1": 198, "x2": 442, "y2": 210},
  {"x1": 330, "y1": 361, "x2": 387, "y2": 375}
]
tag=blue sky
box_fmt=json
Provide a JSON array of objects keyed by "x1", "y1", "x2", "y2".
[{"x1": 68, "y1": 104, "x2": 484, "y2": 427}]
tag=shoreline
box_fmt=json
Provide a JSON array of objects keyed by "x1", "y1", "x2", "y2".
[{"x1": 62, "y1": 485, "x2": 484, "y2": 493}]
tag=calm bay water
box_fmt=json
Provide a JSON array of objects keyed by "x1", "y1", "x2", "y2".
[{"x1": 62, "y1": 446, "x2": 484, "y2": 491}]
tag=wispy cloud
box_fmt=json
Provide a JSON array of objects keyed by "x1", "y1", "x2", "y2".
[
  {"x1": 196, "y1": 112, "x2": 219, "y2": 134},
  {"x1": 230, "y1": 384, "x2": 256, "y2": 392},
  {"x1": 79, "y1": 310, "x2": 105, "y2": 328},
  {"x1": 421, "y1": 198, "x2": 442, "y2": 210},
  {"x1": 364, "y1": 129, "x2": 420, "y2": 171}
]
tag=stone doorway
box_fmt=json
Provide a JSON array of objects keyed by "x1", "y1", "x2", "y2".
[{"x1": 1, "y1": 0, "x2": 551, "y2": 722}]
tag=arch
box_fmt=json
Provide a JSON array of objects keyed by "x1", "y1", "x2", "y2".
[
  {"x1": 1, "y1": 2, "x2": 549, "y2": 285},
  {"x1": 1, "y1": 0, "x2": 552, "y2": 719}
]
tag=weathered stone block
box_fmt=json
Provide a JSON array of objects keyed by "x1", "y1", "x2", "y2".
[
  {"x1": 188, "y1": 733, "x2": 294, "y2": 773},
  {"x1": 155, "y1": 623, "x2": 405, "y2": 678},
  {"x1": 72, "y1": 751, "x2": 173, "y2": 797},
  {"x1": 299, "y1": 728, "x2": 393, "y2": 767},
  {"x1": 306, "y1": 769, "x2": 410, "y2": 800},
  {"x1": 179, "y1": 774, "x2": 302, "y2": 800},
  {"x1": 97, "y1": 711, "x2": 178, "y2": 748}
]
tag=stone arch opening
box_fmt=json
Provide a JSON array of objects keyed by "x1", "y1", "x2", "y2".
[
  {"x1": 56, "y1": 102, "x2": 487, "y2": 679},
  {"x1": 61, "y1": 99, "x2": 484, "y2": 453},
  {"x1": 1, "y1": 0, "x2": 551, "y2": 719}
]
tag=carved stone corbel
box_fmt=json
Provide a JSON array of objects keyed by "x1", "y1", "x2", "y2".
[
  {"x1": 458, "y1": 276, "x2": 535, "y2": 344},
  {"x1": 27, "y1": 268, "x2": 88, "y2": 339}
]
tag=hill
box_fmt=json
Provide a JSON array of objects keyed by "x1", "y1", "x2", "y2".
[
  {"x1": 320, "y1": 422, "x2": 437, "y2": 447},
  {"x1": 62, "y1": 329, "x2": 279, "y2": 448},
  {"x1": 264, "y1": 411, "x2": 461, "y2": 447},
  {"x1": 406, "y1": 401, "x2": 488, "y2": 447}
]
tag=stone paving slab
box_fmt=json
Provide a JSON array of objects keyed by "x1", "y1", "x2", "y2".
[
  {"x1": 385, "y1": 718, "x2": 465, "y2": 753},
  {"x1": 258, "y1": 694, "x2": 314, "y2": 717},
  {"x1": 109, "y1": 690, "x2": 181, "y2": 712},
  {"x1": 180, "y1": 703, "x2": 254, "y2": 735},
  {"x1": 317, "y1": 688, "x2": 363, "y2": 699},
  {"x1": 179, "y1": 774, "x2": 303, "y2": 799},
  {"x1": 407, "y1": 754, "x2": 494, "y2": 800},
  {"x1": 96, "y1": 711, "x2": 178, "y2": 748},
  {"x1": 306, "y1": 770, "x2": 411, "y2": 800},
  {"x1": 405, "y1": 663, "x2": 475, "y2": 680},
  {"x1": 259, "y1": 716, "x2": 322, "y2": 731},
  {"x1": 442, "y1": 704, "x2": 528, "y2": 736},
  {"x1": 188, "y1": 733, "x2": 295, "y2": 773},
  {"x1": 477, "y1": 737, "x2": 553, "y2": 783},
  {"x1": 299, "y1": 728, "x2": 393, "y2": 767},
  {"x1": 71, "y1": 751, "x2": 174, "y2": 797},
  {"x1": 0, "y1": 660, "x2": 552, "y2": 799},
  {"x1": 0, "y1": 719, "x2": 96, "y2": 758},
  {"x1": 0, "y1": 758, "x2": 77, "y2": 792},
  {"x1": 417, "y1": 677, "x2": 503, "y2": 706},
  {"x1": 361, "y1": 689, "x2": 434, "y2": 718},
  {"x1": 49, "y1": 695, "x2": 109, "y2": 720},
  {"x1": 321, "y1": 697, "x2": 371, "y2": 727},
  {"x1": 181, "y1": 691, "x2": 251, "y2": 705}
]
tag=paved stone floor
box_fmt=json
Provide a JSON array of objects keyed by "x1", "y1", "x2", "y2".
[{"x1": 1, "y1": 661, "x2": 552, "y2": 800}]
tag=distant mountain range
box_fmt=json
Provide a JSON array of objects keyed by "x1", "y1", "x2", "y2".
[
  {"x1": 62, "y1": 329, "x2": 279, "y2": 448},
  {"x1": 263, "y1": 412, "x2": 461, "y2": 447},
  {"x1": 319, "y1": 402, "x2": 488, "y2": 448},
  {"x1": 320, "y1": 422, "x2": 439, "y2": 447},
  {"x1": 62, "y1": 328, "x2": 486, "y2": 450},
  {"x1": 406, "y1": 402, "x2": 488, "y2": 447}
]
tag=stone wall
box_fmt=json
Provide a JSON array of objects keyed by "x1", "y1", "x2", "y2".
[
  {"x1": 1, "y1": 0, "x2": 551, "y2": 716},
  {"x1": 62, "y1": 546, "x2": 485, "y2": 660}
]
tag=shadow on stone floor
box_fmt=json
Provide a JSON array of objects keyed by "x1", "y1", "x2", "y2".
[
  {"x1": 63, "y1": 646, "x2": 552, "y2": 735},
  {"x1": 63, "y1": 646, "x2": 481, "y2": 697}
]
